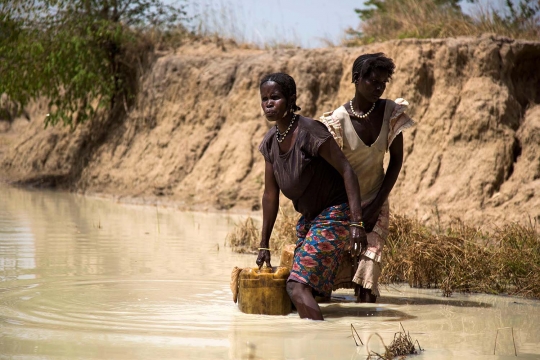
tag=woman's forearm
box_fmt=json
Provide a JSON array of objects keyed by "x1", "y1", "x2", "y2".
[
  {"x1": 372, "y1": 132, "x2": 404, "y2": 208},
  {"x1": 372, "y1": 150, "x2": 403, "y2": 209},
  {"x1": 260, "y1": 191, "x2": 279, "y2": 247},
  {"x1": 343, "y1": 165, "x2": 363, "y2": 222}
]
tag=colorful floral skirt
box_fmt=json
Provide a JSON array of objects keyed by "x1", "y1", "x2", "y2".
[{"x1": 288, "y1": 203, "x2": 350, "y2": 297}]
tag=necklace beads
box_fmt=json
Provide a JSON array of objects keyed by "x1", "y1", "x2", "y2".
[
  {"x1": 276, "y1": 114, "x2": 297, "y2": 143},
  {"x1": 349, "y1": 99, "x2": 375, "y2": 119}
]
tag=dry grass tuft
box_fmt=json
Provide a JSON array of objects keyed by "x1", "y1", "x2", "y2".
[
  {"x1": 268, "y1": 206, "x2": 298, "y2": 251},
  {"x1": 382, "y1": 214, "x2": 540, "y2": 298},
  {"x1": 226, "y1": 205, "x2": 297, "y2": 254},
  {"x1": 364, "y1": 323, "x2": 421, "y2": 359},
  {"x1": 387, "y1": 323, "x2": 422, "y2": 358},
  {"x1": 226, "y1": 217, "x2": 260, "y2": 254},
  {"x1": 344, "y1": 0, "x2": 540, "y2": 45}
]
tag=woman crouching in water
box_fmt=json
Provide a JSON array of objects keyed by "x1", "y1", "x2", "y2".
[
  {"x1": 319, "y1": 53, "x2": 415, "y2": 303},
  {"x1": 256, "y1": 73, "x2": 367, "y2": 320}
]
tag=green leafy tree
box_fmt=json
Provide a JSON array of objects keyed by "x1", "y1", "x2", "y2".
[{"x1": 0, "y1": 0, "x2": 188, "y2": 127}]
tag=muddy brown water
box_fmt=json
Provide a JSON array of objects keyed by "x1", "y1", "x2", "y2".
[{"x1": 0, "y1": 184, "x2": 539, "y2": 359}]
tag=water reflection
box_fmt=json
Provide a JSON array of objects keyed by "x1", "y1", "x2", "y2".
[{"x1": 0, "y1": 184, "x2": 539, "y2": 359}]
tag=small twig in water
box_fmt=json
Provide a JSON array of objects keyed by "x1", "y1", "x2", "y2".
[
  {"x1": 366, "y1": 333, "x2": 389, "y2": 359},
  {"x1": 493, "y1": 327, "x2": 518, "y2": 356},
  {"x1": 512, "y1": 327, "x2": 517, "y2": 357},
  {"x1": 350, "y1": 324, "x2": 364, "y2": 346},
  {"x1": 156, "y1": 205, "x2": 160, "y2": 234}
]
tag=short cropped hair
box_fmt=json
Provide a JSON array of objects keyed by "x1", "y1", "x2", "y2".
[
  {"x1": 260, "y1": 73, "x2": 302, "y2": 112},
  {"x1": 351, "y1": 53, "x2": 395, "y2": 83}
]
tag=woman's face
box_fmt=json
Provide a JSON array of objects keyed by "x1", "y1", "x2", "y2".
[
  {"x1": 260, "y1": 81, "x2": 289, "y2": 122},
  {"x1": 355, "y1": 68, "x2": 390, "y2": 103}
]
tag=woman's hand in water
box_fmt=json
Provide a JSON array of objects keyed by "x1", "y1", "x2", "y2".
[
  {"x1": 350, "y1": 226, "x2": 368, "y2": 256},
  {"x1": 256, "y1": 249, "x2": 272, "y2": 269}
]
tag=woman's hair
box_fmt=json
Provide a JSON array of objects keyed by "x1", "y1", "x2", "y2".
[
  {"x1": 260, "y1": 73, "x2": 302, "y2": 112},
  {"x1": 351, "y1": 53, "x2": 395, "y2": 83}
]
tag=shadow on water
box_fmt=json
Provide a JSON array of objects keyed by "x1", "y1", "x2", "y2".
[
  {"x1": 328, "y1": 293, "x2": 493, "y2": 308},
  {"x1": 378, "y1": 296, "x2": 493, "y2": 308},
  {"x1": 320, "y1": 291, "x2": 493, "y2": 320},
  {"x1": 322, "y1": 304, "x2": 416, "y2": 321}
]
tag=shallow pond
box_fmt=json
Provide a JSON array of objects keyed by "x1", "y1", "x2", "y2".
[{"x1": 0, "y1": 184, "x2": 539, "y2": 359}]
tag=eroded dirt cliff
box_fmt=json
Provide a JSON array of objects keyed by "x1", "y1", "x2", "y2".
[{"x1": 1, "y1": 36, "x2": 539, "y2": 225}]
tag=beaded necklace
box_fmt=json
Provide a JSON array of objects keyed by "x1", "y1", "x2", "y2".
[
  {"x1": 349, "y1": 99, "x2": 375, "y2": 119},
  {"x1": 276, "y1": 114, "x2": 297, "y2": 143}
]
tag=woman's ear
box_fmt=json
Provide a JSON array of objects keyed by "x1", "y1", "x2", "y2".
[
  {"x1": 352, "y1": 72, "x2": 360, "y2": 84},
  {"x1": 290, "y1": 94, "x2": 297, "y2": 110}
]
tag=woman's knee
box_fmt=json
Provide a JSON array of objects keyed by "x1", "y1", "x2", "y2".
[
  {"x1": 286, "y1": 281, "x2": 308, "y2": 302},
  {"x1": 286, "y1": 281, "x2": 298, "y2": 299}
]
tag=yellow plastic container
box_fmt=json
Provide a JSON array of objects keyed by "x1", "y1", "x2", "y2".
[{"x1": 237, "y1": 266, "x2": 292, "y2": 315}]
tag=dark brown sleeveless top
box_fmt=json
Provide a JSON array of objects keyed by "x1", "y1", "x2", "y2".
[{"x1": 258, "y1": 116, "x2": 348, "y2": 221}]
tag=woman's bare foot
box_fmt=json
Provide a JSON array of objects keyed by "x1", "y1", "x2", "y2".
[{"x1": 355, "y1": 285, "x2": 377, "y2": 303}]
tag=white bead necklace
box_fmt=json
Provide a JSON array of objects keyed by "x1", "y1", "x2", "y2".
[
  {"x1": 276, "y1": 114, "x2": 297, "y2": 143},
  {"x1": 349, "y1": 99, "x2": 375, "y2": 119}
]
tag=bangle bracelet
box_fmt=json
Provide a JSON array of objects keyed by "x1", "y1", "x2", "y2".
[
  {"x1": 258, "y1": 247, "x2": 271, "y2": 251},
  {"x1": 350, "y1": 221, "x2": 364, "y2": 228}
]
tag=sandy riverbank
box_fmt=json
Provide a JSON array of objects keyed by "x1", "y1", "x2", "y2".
[{"x1": 1, "y1": 36, "x2": 539, "y2": 226}]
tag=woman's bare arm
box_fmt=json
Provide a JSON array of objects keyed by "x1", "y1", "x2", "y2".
[
  {"x1": 256, "y1": 161, "x2": 280, "y2": 268},
  {"x1": 363, "y1": 132, "x2": 404, "y2": 231},
  {"x1": 318, "y1": 137, "x2": 367, "y2": 255}
]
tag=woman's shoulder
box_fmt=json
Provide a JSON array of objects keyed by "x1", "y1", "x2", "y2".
[
  {"x1": 320, "y1": 105, "x2": 348, "y2": 121},
  {"x1": 295, "y1": 116, "x2": 333, "y2": 156},
  {"x1": 298, "y1": 115, "x2": 333, "y2": 140},
  {"x1": 298, "y1": 115, "x2": 327, "y2": 131},
  {"x1": 258, "y1": 126, "x2": 277, "y2": 159},
  {"x1": 385, "y1": 98, "x2": 410, "y2": 113},
  {"x1": 316, "y1": 106, "x2": 347, "y2": 150},
  {"x1": 260, "y1": 125, "x2": 277, "y2": 144},
  {"x1": 318, "y1": 105, "x2": 349, "y2": 131},
  {"x1": 386, "y1": 97, "x2": 415, "y2": 150}
]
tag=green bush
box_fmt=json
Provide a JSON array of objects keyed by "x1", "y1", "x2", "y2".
[{"x1": 0, "y1": 0, "x2": 189, "y2": 127}]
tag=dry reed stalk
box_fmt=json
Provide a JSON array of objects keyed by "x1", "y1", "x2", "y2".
[
  {"x1": 344, "y1": 0, "x2": 540, "y2": 45},
  {"x1": 156, "y1": 205, "x2": 160, "y2": 234},
  {"x1": 351, "y1": 324, "x2": 364, "y2": 346},
  {"x1": 226, "y1": 205, "x2": 298, "y2": 254},
  {"x1": 381, "y1": 214, "x2": 540, "y2": 299},
  {"x1": 364, "y1": 323, "x2": 421, "y2": 359},
  {"x1": 225, "y1": 216, "x2": 260, "y2": 254},
  {"x1": 366, "y1": 333, "x2": 391, "y2": 359},
  {"x1": 493, "y1": 327, "x2": 518, "y2": 356}
]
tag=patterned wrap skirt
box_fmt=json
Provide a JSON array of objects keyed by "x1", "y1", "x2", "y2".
[{"x1": 288, "y1": 203, "x2": 350, "y2": 297}]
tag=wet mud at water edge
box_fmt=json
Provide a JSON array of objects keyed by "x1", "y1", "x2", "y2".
[{"x1": 0, "y1": 184, "x2": 539, "y2": 360}]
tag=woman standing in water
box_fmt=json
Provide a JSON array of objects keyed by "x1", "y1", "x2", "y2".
[
  {"x1": 319, "y1": 53, "x2": 414, "y2": 303},
  {"x1": 256, "y1": 73, "x2": 367, "y2": 320}
]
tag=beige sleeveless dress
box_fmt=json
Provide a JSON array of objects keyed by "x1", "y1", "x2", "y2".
[{"x1": 319, "y1": 98, "x2": 414, "y2": 296}]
